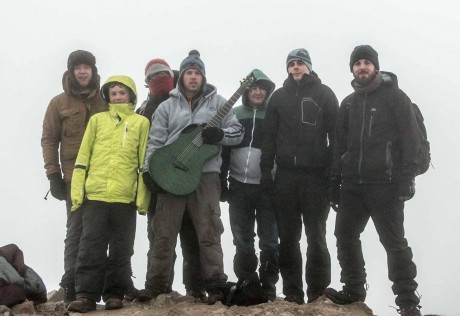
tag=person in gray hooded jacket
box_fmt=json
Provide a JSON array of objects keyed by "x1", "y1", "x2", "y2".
[{"x1": 141, "y1": 50, "x2": 244, "y2": 304}]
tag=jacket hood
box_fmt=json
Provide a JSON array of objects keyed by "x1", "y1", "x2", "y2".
[
  {"x1": 351, "y1": 71, "x2": 399, "y2": 93},
  {"x1": 101, "y1": 75, "x2": 138, "y2": 105},
  {"x1": 242, "y1": 69, "x2": 276, "y2": 106}
]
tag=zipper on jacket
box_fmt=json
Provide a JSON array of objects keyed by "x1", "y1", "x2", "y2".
[
  {"x1": 243, "y1": 108, "x2": 257, "y2": 183},
  {"x1": 368, "y1": 114, "x2": 374, "y2": 136},
  {"x1": 358, "y1": 94, "x2": 367, "y2": 182},
  {"x1": 385, "y1": 141, "x2": 393, "y2": 181},
  {"x1": 122, "y1": 122, "x2": 128, "y2": 146}
]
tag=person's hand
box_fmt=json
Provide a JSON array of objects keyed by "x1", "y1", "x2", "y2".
[
  {"x1": 327, "y1": 177, "x2": 342, "y2": 211},
  {"x1": 202, "y1": 126, "x2": 224, "y2": 144},
  {"x1": 143, "y1": 172, "x2": 166, "y2": 194},
  {"x1": 48, "y1": 173, "x2": 67, "y2": 201},
  {"x1": 399, "y1": 178, "x2": 415, "y2": 202},
  {"x1": 260, "y1": 172, "x2": 274, "y2": 193},
  {"x1": 220, "y1": 179, "x2": 229, "y2": 202}
]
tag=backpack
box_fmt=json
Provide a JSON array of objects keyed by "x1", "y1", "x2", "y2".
[
  {"x1": 224, "y1": 272, "x2": 268, "y2": 306},
  {"x1": 412, "y1": 103, "x2": 431, "y2": 176}
]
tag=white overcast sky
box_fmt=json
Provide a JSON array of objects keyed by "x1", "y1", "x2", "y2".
[{"x1": 1, "y1": 1, "x2": 459, "y2": 315}]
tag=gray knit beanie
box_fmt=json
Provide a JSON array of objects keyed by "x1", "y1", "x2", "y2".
[
  {"x1": 349, "y1": 45, "x2": 379, "y2": 71},
  {"x1": 286, "y1": 48, "x2": 312, "y2": 71},
  {"x1": 179, "y1": 50, "x2": 206, "y2": 79}
]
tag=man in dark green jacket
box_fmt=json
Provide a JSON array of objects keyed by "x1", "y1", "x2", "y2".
[{"x1": 260, "y1": 48, "x2": 338, "y2": 304}]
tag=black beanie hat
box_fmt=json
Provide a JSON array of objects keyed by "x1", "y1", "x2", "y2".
[
  {"x1": 349, "y1": 45, "x2": 379, "y2": 71},
  {"x1": 179, "y1": 50, "x2": 206, "y2": 79},
  {"x1": 67, "y1": 50, "x2": 96, "y2": 70}
]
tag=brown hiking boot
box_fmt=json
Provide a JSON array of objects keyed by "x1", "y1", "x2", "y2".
[
  {"x1": 67, "y1": 298, "x2": 96, "y2": 313},
  {"x1": 105, "y1": 298, "x2": 123, "y2": 310}
]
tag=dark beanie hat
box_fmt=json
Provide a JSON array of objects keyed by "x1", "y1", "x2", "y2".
[
  {"x1": 179, "y1": 50, "x2": 206, "y2": 79},
  {"x1": 286, "y1": 48, "x2": 312, "y2": 71},
  {"x1": 67, "y1": 50, "x2": 96, "y2": 70},
  {"x1": 349, "y1": 45, "x2": 379, "y2": 71}
]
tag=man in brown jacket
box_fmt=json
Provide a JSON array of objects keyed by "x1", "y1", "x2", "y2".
[{"x1": 41, "y1": 50, "x2": 107, "y2": 306}]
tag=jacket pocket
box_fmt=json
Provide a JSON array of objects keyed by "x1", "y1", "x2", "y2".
[
  {"x1": 61, "y1": 109, "x2": 83, "y2": 137},
  {"x1": 301, "y1": 97, "x2": 320, "y2": 126}
]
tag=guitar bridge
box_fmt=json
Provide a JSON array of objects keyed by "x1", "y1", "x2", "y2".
[{"x1": 173, "y1": 160, "x2": 189, "y2": 172}]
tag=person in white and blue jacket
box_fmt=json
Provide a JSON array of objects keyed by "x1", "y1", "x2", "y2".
[{"x1": 220, "y1": 69, "x2": 279, "y2": 301}]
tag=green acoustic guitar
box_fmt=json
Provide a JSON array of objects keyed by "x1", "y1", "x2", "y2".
[{"x1": 148, "y1": 73, "x2": 254, "y2": 196}]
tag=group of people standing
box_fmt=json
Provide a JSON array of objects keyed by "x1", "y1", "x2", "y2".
[{"x1": 41, "y1": 45, "x2": 423, "y2": 316}]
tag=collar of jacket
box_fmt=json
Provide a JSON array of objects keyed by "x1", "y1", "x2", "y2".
[
  {"x1": 109, "y1": 103, "x2": 135, "y2": 123},
  {"x1": 284, "y1": 72, "x2": 321, "y2": 91},
  {"x1": 351, "y1": 71, "x2": 383, "y2": 94}
]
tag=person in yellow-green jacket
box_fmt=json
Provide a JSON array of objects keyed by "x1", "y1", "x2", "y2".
[{"x1": 67, "y1": 75, "x2": 150, "y2": 313}]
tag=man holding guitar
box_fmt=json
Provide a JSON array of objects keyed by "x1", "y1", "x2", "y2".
[{"x1": 142, "y1": 50, "x2": 244, "y2": 304}]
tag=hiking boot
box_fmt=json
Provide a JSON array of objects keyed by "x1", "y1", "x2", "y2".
[
  {"x1": 63, "y1": 286, "x2": 76, "y2": 308},
  {"x1": 307, "y1": 294, "x2": 321, "y2": 303},
  {"x1": 284, "y1": 294, "x2": 305, "y2": 304},
  {"x1": 137, "y1": 287, "x2": 163, "y2": 302},
  {"x1": 324, "y1": 288, "x2": 365, "y2": 305},
  {"x1": 398, "y1": 304, "x2": 422, "y2": 316},
  {"x1": 207, "y1": 289, "x2": 224, "y2": 305},
  {"x1": 67, "y1": 298, "x2": 96, "y2": 313},
  {"x1": 186, "y1": 289, "x2": 207, "y2": 302},
  {"x1": 105, "y1": 298, "x2": 123, "y2": 310},
  {"x1": 124, "y1": 286, "x2": 140, "y2": 301}
]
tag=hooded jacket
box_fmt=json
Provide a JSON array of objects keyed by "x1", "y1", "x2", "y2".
[
  {"x1": 71, "y1": 75, "x2": 151, "y2": 213},
  {"x1": 221, "y1": 69, "x2": 275, "y2": 184},
  {"x1": 331, "y1": 71, "x2": 420, "y2": 183},
  {"x1": 260, "y1": 72, "x2": 339, "y2": 174},
  {"x1": 143, "y1": 82, "x2": 244, "y2": 173},
  {"x1": 41, "y1": 71, "x2": 107, "y2": 182}
]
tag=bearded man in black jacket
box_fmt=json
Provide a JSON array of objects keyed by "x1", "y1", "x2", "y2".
[
  {"x1": 324, "y1": 45, "x2": 422, "y2": 316},
  {"x1": 260, "y1": 48, "x2": 339, "y2": 304}
]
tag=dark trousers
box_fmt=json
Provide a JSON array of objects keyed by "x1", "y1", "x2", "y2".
[
  {"x1": 335, "y1": 182, "x2": 419, "y2": 306},
  {"x1": 61, "y1": 182, "x2": 82, "y2": 289},
  {"x1": 228, "y1": 177, "x2": 279, "y2": 290},
  {"x1": 146, "y1": 194, "x2": 204, "y2": 292},
  {"x1": 75, "y1": 201, "x2": 137, "y2": 302},
  {"x1": 274, "y1": 168, "x2": 331, "y2": 300}
]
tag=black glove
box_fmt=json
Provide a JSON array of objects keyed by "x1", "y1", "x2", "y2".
[
  {"x1": 143, "y1": 172, "x2": 166, "y2": 194},
  {"x1": 201, "y1": 126, "x2": 224, "y2": 144},
  {"x1": 327, "y1": 177, "x2": 342, "y2": 212},
  {"x1": 260, "y1": 172, "x2": 274, "y2": 193},
  {"x1": 48, "y1": 173, "x2": 67, "y2": 201},
  {"x1": 399, "y1": 178, "x2": 415, "y2": 202},
  {"x1": 220, "y1": 179, "x2": 229, "y2": 202}
]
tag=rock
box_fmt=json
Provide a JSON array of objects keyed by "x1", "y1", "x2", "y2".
[
  {"x1": 0, "y1": 305, "x2": 14, "y2": 316},
  {"x1": 11, "y1": 301, "x2": 35, "y2": 315},
  {"x1": 47, "y1": 288, "x2": 64, "y2": 303}
]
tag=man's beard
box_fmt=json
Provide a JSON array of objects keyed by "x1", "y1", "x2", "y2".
[{"x1": 354, "y1": 70, "x2": 377, "y2": 86}]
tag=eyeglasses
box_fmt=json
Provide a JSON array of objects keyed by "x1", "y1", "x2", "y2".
[
  {"x1": 249, "y1": 86, "x2": 266, "y2": 93},
  {"x1": 149, "y1": 71, "x2": 170, "y2": 81}
]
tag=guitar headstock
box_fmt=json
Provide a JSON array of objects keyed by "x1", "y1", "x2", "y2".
[{"x1": 239, "y1": 73, "x2": 255, "y2": 91}]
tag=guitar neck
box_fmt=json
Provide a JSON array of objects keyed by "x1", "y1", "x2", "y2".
[{"x1": 206, "y1": 84, "x2": 249, "y2": 128}]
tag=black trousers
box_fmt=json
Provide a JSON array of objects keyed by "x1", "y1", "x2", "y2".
[
  {"x1": 335, "y1": 182, "x2": 419, "y2": 306},
  {"x1": 75, "y1": 201, "x2": 136, "y2": 302},
  {"x1": 274, "y1": 168, "x2": 331, "y2": 300}
]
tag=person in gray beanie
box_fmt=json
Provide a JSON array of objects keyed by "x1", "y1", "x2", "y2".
[
  {"x1": 141, "y1": 50, "x2": 244, "y2": 305},
  {"x1": 325, "y1": 44, "x2": 422, "y2": 316},
  {"x1": 260, "y1": 48, "x2": 338, "y2": 304},
  {"x1": 41, "y1": 50, "x2": 107, "y2": 307}
]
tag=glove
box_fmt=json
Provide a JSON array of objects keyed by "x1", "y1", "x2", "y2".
[
  {"x1": 399, "y1": 178, "x2": 415, "y2": 202},
  {"x1": 48, "y1": 173, "x2": 67, "y2": 201},
  {"x1": 142, "y1": 172, "x2": 166, "y2": 194},
  {"x1": 260, "y1": 172, "x2": 275, "y2": 193},
  {"x1": 201, "y1": 126, "x2": 224, "y2": 144},
  {"x1": 327, "y1": 177, "x2": 342, "y2": 212},
  {"x1": 220, "y1": 179, "x2": 229, "y2": 202}
]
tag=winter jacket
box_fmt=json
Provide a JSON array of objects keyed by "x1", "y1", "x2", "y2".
[
  {"x1": 221, "y1": 69, "x2": 275, "y2": 184},
  {"x1": 0, "y1": 244, "x2": 47, "y2": 307},
  {"x1": 71, "y1": 75, "x2": 151, "y2": 214},
  {"x1": 260, "y1": 72, "x2": 339, "y2": 174},
  {"x1": 41, "y1": 71, "x2": 107, "y2": 182},
  {"x1": 331, "y1": 71, "x2": 420, "y2": 183},
  {"x1": 143, "y1": 83, "x2": 244, "y2": 173}
]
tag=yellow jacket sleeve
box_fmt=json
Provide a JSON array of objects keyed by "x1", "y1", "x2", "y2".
[
  {"x1": 70, "y1": 117, "x2": 97, "y2": 211},
  {"x1": 135, "y1": 119, "x2": 151, "y2": 214}
]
